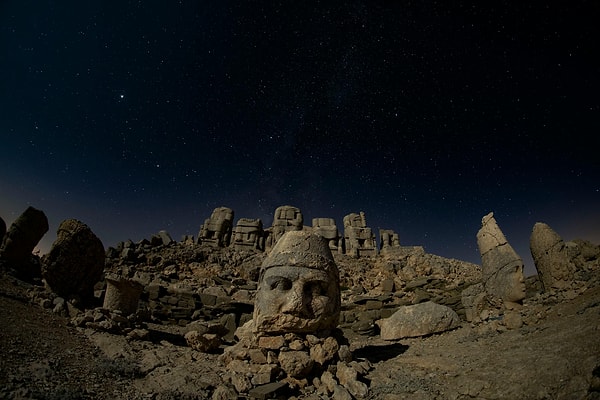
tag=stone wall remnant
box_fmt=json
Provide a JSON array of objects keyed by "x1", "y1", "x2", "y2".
[
  {"x1": 476, "y1": 212, "x2": 526, "y2": 307},
  {"x1": 0, "y1": 206, "x2": 49, "y2": 280},
  {"x1": 343, "y1": 212, "x2": 377, "y2": 257},
  {"x1": 42, "y1": 219, "x2": 105, "y2": 302},
  {"x1": 530, "y1": 222, "x2": 576, "y2": 292},
  {"x1": 198, "y1": 207, "x2": 234, "y2": 247},
  {"x1": 232, "y1": 218, "x2": 264, "y2": 251}
]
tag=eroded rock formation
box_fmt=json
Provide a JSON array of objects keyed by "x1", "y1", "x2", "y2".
[
  {"x1": 0, "y1": 206, "x2": 48, "y2": 280},
  {"x1": 42, "y1": 219, "x2": 105, "y2": 302}
]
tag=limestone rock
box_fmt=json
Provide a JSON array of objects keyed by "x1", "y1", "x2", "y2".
[
  {"x1": 476, "y1": 212, "x2": 526, "y2": 306},
  {"x1": 42, "y1": 219, "x2": 104, "y2": 302},
  {"x1": 336, "y1": 361, "x2": 368, "y2": 399},
  {"x1": 0, "y1": 206, "x2": 48, "y2": 280},
  {"x1": 377, "y1": 301, "x2": 461, "y2": 340},
  {"x1": 530, "y1": 222, "x2": 576, "y2": 292},
  {"x1": 278, "y1": 350, "x2": 314, "y2": 378},
  {"x1": 184, "y1": 330, "x2": 221, "y2": 353}
]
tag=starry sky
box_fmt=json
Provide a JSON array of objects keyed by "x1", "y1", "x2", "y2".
[{"x1": 1, "y1": 1, "x2": 598, "y2": 276}]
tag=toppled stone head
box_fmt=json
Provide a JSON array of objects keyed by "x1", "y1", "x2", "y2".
[
  {"x1": 253, "y1": 231, "x2": 341, "y2": 334},
  {"x1": 477, "y1": 212, "x2": 526, "y2": 306}
]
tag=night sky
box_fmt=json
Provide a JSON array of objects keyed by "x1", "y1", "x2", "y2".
[{"x1": 1, "y1": 1, "x2": 598, "y2": 275}]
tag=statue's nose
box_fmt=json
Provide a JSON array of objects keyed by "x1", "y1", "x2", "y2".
[{"x1": 281, "y1": 286, "x2": 311, "y2": 317}]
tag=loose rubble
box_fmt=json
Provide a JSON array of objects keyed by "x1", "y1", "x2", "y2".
[{"x1": 0, "y1": 205, "x2": 599, "y2": 399}]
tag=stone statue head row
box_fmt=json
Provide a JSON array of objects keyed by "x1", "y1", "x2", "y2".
[{"x1": 253, "y1": 231, "x2": 341, "y2": 335}]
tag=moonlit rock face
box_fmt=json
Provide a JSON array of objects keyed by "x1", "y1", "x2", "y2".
[
  {"x1": 253, "y1": 231, "x2": 341, "y2": 334},
  {"x1": 530, "y1": 222, "x2": 576, "y2": 292},
  {"x1": 476, "y1": 212, "x2": 526, "y2": 305}
]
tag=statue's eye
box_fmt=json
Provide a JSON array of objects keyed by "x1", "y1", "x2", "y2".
[
  {"x1": 305, "y1": 281, "x2": 327, "y2": 296},
  {"x1": 266, "y1": 277, "x2": 292, "y2": 291}
]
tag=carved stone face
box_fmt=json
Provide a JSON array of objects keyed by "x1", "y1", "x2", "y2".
[
  {"x1": 501, "y1": 263, "x2": 526, "y2": 303},
  {"x1": 488, "y1": 262, "x2": 526, "y2": 305},
  {"x1": 253, "y1": 231, "x2": 341, "y2": 334},
  {"x1": 254, "y1": 266, "x2": 340, "y2": 333}
]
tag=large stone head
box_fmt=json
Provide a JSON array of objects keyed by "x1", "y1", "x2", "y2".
[
  {"x1": 477, "y1": 212, "x2": 526, "y2": 306},
  {"x1": 253, "y1": 231, "x2": 341, "y2": 334}
]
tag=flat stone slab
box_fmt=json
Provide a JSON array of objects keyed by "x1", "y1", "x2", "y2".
[{"x1": 248, "y1": 381, "x2": 287, "y2": 399}]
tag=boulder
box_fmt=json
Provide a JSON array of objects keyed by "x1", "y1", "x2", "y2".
[
  {"x1": 377, "y1": 301, "x2": 461, "y2": 340},
  {"x1": 0, "y1": 206, "x2": 48, "y2": 280},
  {"x1": 42, "y1": 219, "x2": 104, "y2": 302}
]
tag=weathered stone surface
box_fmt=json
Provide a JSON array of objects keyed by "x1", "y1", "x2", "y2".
[
  {"x1": 268, "y1": 205, "x2": 303, "y2": 248},
  {"x1": 530, "y1": 222, "x2": 576, "y2": 292},
  {"x1": 476, "y1": 212, "x2": 526, "y2": 306},
  {"x1": 310, "y1": 336, "x2": 339, "y2": 365},
  {"x1": 211, "y1": 385, "x2": 238, "y2": 400},
  {"x1": 198, "y1": 207, "x2": 234, "y2": 247},
  {"x1": 336, "y1": 361, "x2": 369, "y2": 398},
  {"x1": 461, "y1": 282, "x2": 486, "y2": 322},
  {"x1": 343, "y1": 212, "x2": 377, "y2": 257},
  {"x1": 278, "y1": 350, "x2": 313, "y2": 378},
  {"x1": 232, "y1": 218, "x2": 264, "y2": 251},
  {"x1": 253, "y1": 231, "x2": 340, "y2": 334},
  {"x1": 377, "y1": 301, "x2": 461, "y2": 340},
  {"x1": 184, "y1": 330, "x2": 221, "y2": 353},
  {"x1": 0, "y1": 206, "x2": 48, "y2": 279},
  {"x1": 312, "y1": 217, "x2": 341, "y2": 252},
  {"x1": 42, "y1": 219, "x2": 104, "y2": 302},
  {"x1": 379, "y1": 229, "x2": 400, "y2": 251},
  {"x1": 103, "y1": 276, "x2": 144, "y2": 315}
]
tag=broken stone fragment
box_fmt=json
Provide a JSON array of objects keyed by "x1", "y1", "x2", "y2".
[{"x1": 377, "y1": 301, "x2": 461, "y2": 340}]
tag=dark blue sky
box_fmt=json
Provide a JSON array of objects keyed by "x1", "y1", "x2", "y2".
[{"x1": 1, "y1": 1, "x2": 599, "y2": 275}]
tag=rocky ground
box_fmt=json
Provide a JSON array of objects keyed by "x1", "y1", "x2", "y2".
[{"x1": 1, "y1": 242, "x2": 599, "y2": 399}]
